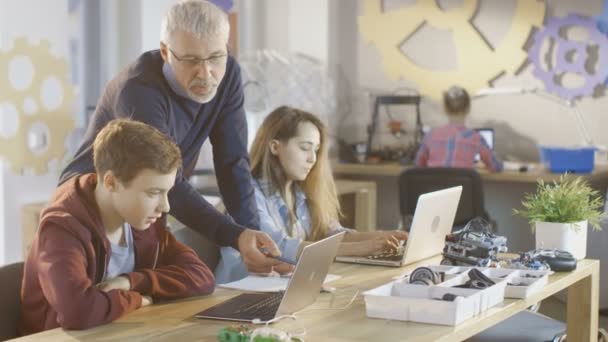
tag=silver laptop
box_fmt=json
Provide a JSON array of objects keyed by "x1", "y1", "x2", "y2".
[
  {"x1": 336, "y1": 186, "x2": 462, "y2": 267},
  {"x1": 195, "y1": 231, "x2": 345, "y2": 323}
]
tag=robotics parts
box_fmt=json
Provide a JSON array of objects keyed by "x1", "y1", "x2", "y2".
[{"x1": 441, "y1": 217, "x2": 508, "y2": 267}]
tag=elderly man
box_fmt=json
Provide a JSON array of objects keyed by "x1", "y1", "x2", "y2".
[{"x1": 60, "y1": 0, "x2": 280, "y2": 272}]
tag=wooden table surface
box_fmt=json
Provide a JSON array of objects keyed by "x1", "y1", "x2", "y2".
[{"x1": 12, "y1": 256, "x2": 599, "y2": 342}]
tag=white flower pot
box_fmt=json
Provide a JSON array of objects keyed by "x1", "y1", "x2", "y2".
[{"x1": 535, "y1": 220, "x2": 588, "y2": 260}]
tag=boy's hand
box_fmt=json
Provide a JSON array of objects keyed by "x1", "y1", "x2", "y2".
[
  {"x1": 96, "y1": 276, "x2": 131, "y2": 292},
  {"x1": 141, "y1": 295, "x2": 153, "y2": 307},
  {"x1": 238, "y1": 229, "x2": 281, "y2": 273}
]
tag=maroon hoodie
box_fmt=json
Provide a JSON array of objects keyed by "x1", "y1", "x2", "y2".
[{"x1": 18, "y1": 174, "x2": 215, "y2": 336}]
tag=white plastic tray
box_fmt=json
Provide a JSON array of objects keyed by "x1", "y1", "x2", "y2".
[
  {"x1": 364, "y1": 265, "x2": 551, "y2": 326},
  {"x1": 419, "y1": 265, "x2": 551, "y2": 299}
]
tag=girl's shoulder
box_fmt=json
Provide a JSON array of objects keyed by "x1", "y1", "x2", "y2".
[{"x1": 251, "y1": 178, "x2": 277, "y2": 201}]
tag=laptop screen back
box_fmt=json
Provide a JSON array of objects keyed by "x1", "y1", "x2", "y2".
[
  {"x1": 276, "y1": 232, "x2": 345, "y2": 316},
  {"x1": 402, "y1": 186, "x2": 462, "y2": 265}
]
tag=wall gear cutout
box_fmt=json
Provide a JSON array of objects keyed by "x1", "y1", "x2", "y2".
[
  {"x1": 0, "y1": 37, "x2": 75, "y2": 174},
  {"x1": 358, "y1": 0, "x2": 546, "y2": 100},
  {"x1": 529, "y1": 14, "x2": 608, "y2": 101}
]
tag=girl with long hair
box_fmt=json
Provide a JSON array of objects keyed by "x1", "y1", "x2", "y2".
[{"x1": 215, "y1": 106, "x2": 407, "y2": 283}]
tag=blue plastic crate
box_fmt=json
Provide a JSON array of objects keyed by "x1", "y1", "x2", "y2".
[{"x1": 539, "y1": 146, "x2": 595, "y2": 174}]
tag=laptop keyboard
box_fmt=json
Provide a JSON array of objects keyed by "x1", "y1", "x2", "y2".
[
  {"x1": 197, "y1": 292, "x2": 284, "y2": 322},
  {"x1": 367, "y1": 252, "x2": 404, "y2": 262}
]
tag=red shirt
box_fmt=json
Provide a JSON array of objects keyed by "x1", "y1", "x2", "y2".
[{"x1": 415, "y1": 123, "x2": 503, "y2": 172}]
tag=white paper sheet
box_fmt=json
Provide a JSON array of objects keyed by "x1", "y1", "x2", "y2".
[{"x1": 219, "y1": 274, "x2": 341, "y2": 292}]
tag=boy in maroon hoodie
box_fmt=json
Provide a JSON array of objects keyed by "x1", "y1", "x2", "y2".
[{"x1": 18, "y1": 119, "x2": 215, "y2": 335}]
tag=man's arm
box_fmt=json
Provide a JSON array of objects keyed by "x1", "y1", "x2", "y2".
[
  {"x1": 479, "y1": 138, "x2": 503, "y2": 172},
  {"x1": 126, "y1": 227, "x2": 216, "y2": 300},
  {"x1": 117, "y1": 80, "x2": 281, "y2": 267},
  {"x1": 209, "y1": 60, "x2": 260, "y2": 230},
  {"x1": 36, "y1": 224, "x2": 142, "y2": 330},
  {"x1": 117, "y1": 83, "x2": 247, "y2": 248}
]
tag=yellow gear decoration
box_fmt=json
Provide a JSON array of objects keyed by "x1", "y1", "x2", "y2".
[
  {"x1": 0, "y1": 37, "x2": 76, "y2": 174},
  {"x1": 359, "y1": 0, "x2": 546, "y2": 100}
]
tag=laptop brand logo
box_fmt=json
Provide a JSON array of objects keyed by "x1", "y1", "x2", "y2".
[
  {"x1": 309, "y1": 271, "x2": 316, "y2": 282},
  {"x1": 431, "y1": 216, "x2": 440, "y2": 233}
]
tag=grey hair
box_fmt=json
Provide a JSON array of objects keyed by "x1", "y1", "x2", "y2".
[{"x1": 160, "y1": 0, "x2": 230, "y2": 44}]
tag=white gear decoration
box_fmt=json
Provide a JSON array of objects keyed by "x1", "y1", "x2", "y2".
[
  {"x1": 358, "y1": 0, "x2": 546, "y2": 100},
  {"x1": 0, "y1": 37, "x2": 75, "y2": 174}
]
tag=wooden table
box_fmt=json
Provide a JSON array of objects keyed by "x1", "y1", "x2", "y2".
[
  {"x1": 13, "y1": 257, "x2": 599, "y2": 342},
  {"x1": 332, "y1": 160, "x2": 608, "y2": 184}
]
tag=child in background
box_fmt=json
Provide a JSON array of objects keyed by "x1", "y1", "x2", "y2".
[
  {"x1": 215, "y1": 106, "x2": 407, "y2": 283},
  {"x1": 415, "y1": 85, "x2": 503, "y2": 172}
]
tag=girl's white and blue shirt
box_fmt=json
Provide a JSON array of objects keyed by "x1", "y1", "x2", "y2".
[{"x1": 214, "y1": 178, "x2": 351, "y2": 284}]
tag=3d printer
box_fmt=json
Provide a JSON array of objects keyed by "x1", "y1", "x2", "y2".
[{"x1": 365, "y1": 94, "x2": 423, "y2": 164}]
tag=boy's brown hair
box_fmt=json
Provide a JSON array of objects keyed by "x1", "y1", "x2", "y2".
[{"x1": 93, "y1": 119, "x2": 182, "y2": 184}]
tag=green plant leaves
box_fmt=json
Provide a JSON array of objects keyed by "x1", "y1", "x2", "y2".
[{"x1": 513, "y1": 174, "x2": 604, "y2": 232}]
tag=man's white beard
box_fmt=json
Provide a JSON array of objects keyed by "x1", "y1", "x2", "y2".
[{"x1": 188, "y1": 87, "x2": 217, "y2": 104}]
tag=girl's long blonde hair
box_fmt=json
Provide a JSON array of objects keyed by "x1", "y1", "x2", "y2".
[{"x1": 250, "y1": 106, "x2": 341, "y2": 241}]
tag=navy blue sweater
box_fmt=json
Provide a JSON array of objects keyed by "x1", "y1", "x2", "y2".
[{"x1": 59, "y1": 50, "x2": 258, "y2": 248}]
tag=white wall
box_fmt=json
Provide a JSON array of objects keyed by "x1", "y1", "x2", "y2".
[
  {"x1": 239, "y1": 0, "x2": 329, "y2": 62},
  {"x1": 0, "y1": 0, "x2": 71, "y2": 265},
  {"x1": 141, "y1": 0, "x2": 175, "y2": 52},
  {"x1": 288, "y1": 0, "x2": 328, "y2": 62}
]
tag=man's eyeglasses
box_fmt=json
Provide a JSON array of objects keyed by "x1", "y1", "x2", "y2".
[{"x1": 167, "y1": 47, "x2": 228, "y2": 68}]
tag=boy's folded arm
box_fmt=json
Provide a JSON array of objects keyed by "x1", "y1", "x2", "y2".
[
  {"x1": 37, "y1": 224, "x2": 143, "y2": 330},
  {"x1": 126, "y1": 230, "x2": 215, "y2": 300}
]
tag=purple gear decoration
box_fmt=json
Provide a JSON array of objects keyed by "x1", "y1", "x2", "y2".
[
  {"x1": 529, "y1": 14, "x2": 608, "y2": 101},
  {"x1": 209, "y1": 0, "x2": 234, "y2": 12}
]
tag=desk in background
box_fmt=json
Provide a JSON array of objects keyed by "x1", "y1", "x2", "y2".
[
  {"x1": 12, "y1": 257, "x2": 599, "y2": 341},
  {"x1": 331, "y1": 160, "x2": 608, "y2": 247},
  {"x1": 335, "y1": 179, "x2": 376, "y2": 232},
  {"x1": 332, "y1": 160, "x2": 608, "y2": 183}
]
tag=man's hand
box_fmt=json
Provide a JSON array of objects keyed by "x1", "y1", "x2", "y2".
[
  {"x1": 249, "y1": 262, "x2": 295, "y2": 278},
  {"x1": 96, "y1": 276, "x2": 131, "y2": 292},
  {"x1": 273, "y1": 262, "x2": 295, "y2": 275},
  {"x1": 238, "y1": 229, "x2": 281, "y2": 273}
]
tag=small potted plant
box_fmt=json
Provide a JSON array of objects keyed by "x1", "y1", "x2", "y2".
[{"x1": 513, "y1": 175, "x2": 604, "y2": 259}]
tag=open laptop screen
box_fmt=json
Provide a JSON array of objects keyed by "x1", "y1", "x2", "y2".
[{"x1": 474, "y1": 128, "x2": 494, "y2": 162}]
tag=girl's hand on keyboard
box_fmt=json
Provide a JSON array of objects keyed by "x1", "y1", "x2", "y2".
[
  {"x1": 381, "y1": 230, "x2": 408, "y2": 243},
  {"x1": 355, "y1": 236, "x2": 399, "y2": 256}
]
